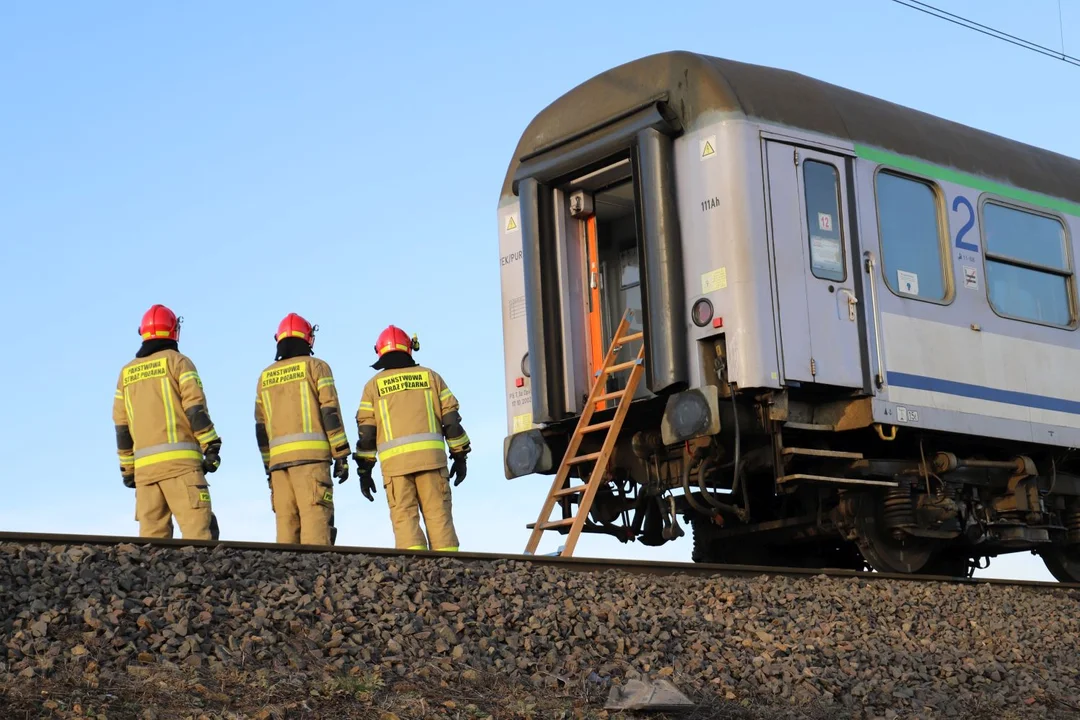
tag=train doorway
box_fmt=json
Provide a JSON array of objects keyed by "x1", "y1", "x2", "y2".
[{"x1": 583, "y1": 178, "x2": 645, "y2": 407}]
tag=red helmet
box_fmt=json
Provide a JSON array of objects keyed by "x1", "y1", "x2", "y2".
[
  {"x1": 139, "y1": 304, "x2": 181, "y2": 342},
  {"x1": 375, "y1": 325, "x2": 420, "y2": 357},
  {"x1": 276, "y1": 313, "x2": 316, "y2": 346}
]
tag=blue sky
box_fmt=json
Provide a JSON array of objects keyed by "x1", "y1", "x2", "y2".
[{"x1": 2, "y1": 0, "x2": 1077, "y2": 581}]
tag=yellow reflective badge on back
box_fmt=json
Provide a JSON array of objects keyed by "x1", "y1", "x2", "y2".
[
  {"x1": 261, "y1": 362, "x2": 306, "y2": 389},
  {"x1": 123, "y1": 358, "x2": 168, "y2": 387},
  {"x1": 376, "y1": 371, "x2": 431, "y2": 395}
]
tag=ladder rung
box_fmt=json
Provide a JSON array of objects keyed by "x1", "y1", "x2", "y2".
[
  {"x1": 554, "y1": 484, "x2": 588, "y2": 498},
  {"x1": 606, "y1": 359, "x2": 641, "y2": 373},
  {"x1": 540, "y1": 518, "x2": 576, "y2": 530},
  {"x1": 566, "y1": 452, "x2": 602, "y2": 465},
  {"x1": 618, "y1": 332, "x2": 643, "y2": 343},
  {"x1": 595, "y1": 390, "x2": 626, "y2": 403},
  {"x1": 580, "y1": 420, "x2": 614, "y2": 434}
]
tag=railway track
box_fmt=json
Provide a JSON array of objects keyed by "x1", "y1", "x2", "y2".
[{"x1": 2, "y1": 530, "x2": 1077, "y2": 591}]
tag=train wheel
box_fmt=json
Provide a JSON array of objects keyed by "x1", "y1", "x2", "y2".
[
  {"x1": 853, "y1": 493, "x2": 935, "y2": 574},
  {"x1": 1038, "y1": 546, "x2": 1080, "y2": 583}
]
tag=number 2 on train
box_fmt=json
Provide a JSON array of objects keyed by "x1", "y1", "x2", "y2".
[{"x1": 952, "y1": 195, "x2": 978, "y2": 253}]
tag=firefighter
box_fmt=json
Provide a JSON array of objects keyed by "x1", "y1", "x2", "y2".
[
  {"x1": 112, "y1": 304, "x2": 221, "y2": 540},
  {"x1": 353, "y1": 325, "x2": 469, "y2": 551},
  {"x1": 255, "y1": 313, "x2": 350, "y2": 546}
]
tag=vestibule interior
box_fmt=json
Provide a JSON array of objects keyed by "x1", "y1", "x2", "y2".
[{"x1": 581, "y1": 178, "x2": 645, "y2": 401}]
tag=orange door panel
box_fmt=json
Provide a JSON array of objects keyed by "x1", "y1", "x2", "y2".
[{"x1": 585, "y1": 216, "x2": 606, "y2": 411}]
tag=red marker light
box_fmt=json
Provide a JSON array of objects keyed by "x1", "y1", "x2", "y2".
[
  {"x1": 515, "y1": 377, "x2": 525, "y2": 387},
  {"x1": 713, "y1": 317, "x2": 723, "y2": 328}
]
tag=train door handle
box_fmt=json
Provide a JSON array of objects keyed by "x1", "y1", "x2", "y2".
[{"x1": 839, "y1": 289, "x2": 857, "y2": 321}]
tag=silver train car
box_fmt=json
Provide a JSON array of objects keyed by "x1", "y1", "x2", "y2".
[{"x1": 497, "y1": 51, "x2": 1080, "y2": 581}]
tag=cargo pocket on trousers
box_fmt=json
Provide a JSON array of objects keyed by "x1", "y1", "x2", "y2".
[
  {"x1": 186, "y1": 476, "x2": 211, "y2": 510},
  {"x1": 315, "y1": 481, "x2": 334, "y2": 509},
  {"x1": 436, "y1": 474, "x2": 452, "y2": 502}
]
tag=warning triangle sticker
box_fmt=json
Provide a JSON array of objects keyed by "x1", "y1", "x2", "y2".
[
  {"x1": 505, "y1": 215, "x2": 518, "y2": 232},
  {"x1": 701, "y1": 140, "x2": 715, "y2": 159}
]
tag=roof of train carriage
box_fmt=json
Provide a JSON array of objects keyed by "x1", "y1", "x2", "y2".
[{"x1": 500, "y1": 51, "x2": 1080, "y2": 209}]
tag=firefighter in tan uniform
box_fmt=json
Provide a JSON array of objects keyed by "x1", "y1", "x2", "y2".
[
  {"x1": 255, "y1": 313, "x2": 350, "y2": 546},
  {"x1": 112, "y1": 305, "x2": 221, "y2": 540},
  {"x1": 353, "y1": 325, "x2": 469, "y2": 551}
]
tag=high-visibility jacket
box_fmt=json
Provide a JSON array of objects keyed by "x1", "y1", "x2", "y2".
[
  {"x1": 255, "y1": 356, "x2": 350, "y2": 472},
  {"x1": 112, "y1": 349, "x2": 219, "y2": 486},
  {"x1": 355, "y1": 365, "x2": 470, "y2": 476}
]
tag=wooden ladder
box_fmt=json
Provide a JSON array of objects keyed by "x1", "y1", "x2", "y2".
[{"x1": 524, "y1": 309, "x2": 645, "y2": 557}]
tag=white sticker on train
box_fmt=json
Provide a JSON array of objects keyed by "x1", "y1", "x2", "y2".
[
  {"x1": 810, "y1": 236, "x2": 842, "y2": 271},
  {"x1": 897, "y1": 270, "x2": 919, "y2": 295},
  {"x1": 817, "y1": 212, "x2": 833, "y2": 231},
  {"x1": 963, "y1": 265, "x2": 978, "y2": 289}
]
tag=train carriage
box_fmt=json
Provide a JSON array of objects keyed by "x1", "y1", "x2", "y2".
[{"x1": 497, "y1": 51, "x2": 1080, "y2": 581}]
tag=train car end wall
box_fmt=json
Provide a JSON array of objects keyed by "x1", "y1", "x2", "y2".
[
  {"x1": 499, "y1": 196, "x2": 531, "y2": 438},
  {"x1": 675, "y1": 117, "x2": 783, "y2": 392}
]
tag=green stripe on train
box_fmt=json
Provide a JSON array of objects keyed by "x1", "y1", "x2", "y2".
[{"x1": 854, "y1": 144, "x2": 1080, "y2": 218}]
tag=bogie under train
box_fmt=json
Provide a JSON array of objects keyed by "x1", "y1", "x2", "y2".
[{"x1": 497, "y1": 51, "x2": 1080, "y2": 581}]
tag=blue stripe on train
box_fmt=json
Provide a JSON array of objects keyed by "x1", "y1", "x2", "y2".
[{"x1": 887, "y1": 371, "x2": 1080, "y2": 416}]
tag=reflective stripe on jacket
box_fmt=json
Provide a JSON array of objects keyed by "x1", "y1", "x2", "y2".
[
  {"x1": 112, "y1": 350, "x2": 218, "y2": 485},
  {"x1": 355, "y1": 365, "x2": 467, "y2": 476},
  {"x1": 255, "y1": 356, "x2": 350, "y2": 472}
]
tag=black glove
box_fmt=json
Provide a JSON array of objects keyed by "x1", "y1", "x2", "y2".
[
  {"x1": 333, "y1": 456, "x2": 349, "y2": 484},
  {"x1": 202, "y1": 441, "x2": 221, "y2": 474},
  {"x1": 353, "y1": 454, "x2": 376, "y2": 502},
  {"x1": 122, "y1": 472, "x2": 135, "y2": 489},
  {"x1": 449, "y1": 453, "x2": 467, "y2": 487},
  {"x1": 359, "y1": 468, "x2": 376, "y2": 502}
]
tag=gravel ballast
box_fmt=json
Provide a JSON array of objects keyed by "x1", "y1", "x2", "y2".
[{"x1": 1, "y1": 541, "x2": 1079, "y2": 719}]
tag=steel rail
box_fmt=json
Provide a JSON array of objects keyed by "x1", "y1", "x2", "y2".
[{"x1": 1, "y1": 531, "x2": 1077, "y2": 591}]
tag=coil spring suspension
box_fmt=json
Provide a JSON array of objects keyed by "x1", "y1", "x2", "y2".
[
  {"x1": 1066, "y1": 507, "x2": 1080, "y2": 545},
  {"x1": 882, "y1": 486, "x2": 914, "y2": 537}
]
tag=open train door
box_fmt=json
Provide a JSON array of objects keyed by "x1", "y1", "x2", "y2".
[
  {"x1": 584, "y1": 214, "x2": 606, "y2": 410},
  {"x1": 766, "y1": 141, "x2": 864, "y2": 388},
  {"x1": 579, "y1": 181, "x2": 646, "y2": 411}
]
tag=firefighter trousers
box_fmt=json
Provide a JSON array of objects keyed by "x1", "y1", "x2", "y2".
[
  {"x1": 271, "y1": 462, "x2": 335, "y2": 546},
  {"x1": 135, "y1": 468, "x2": 212, "y2": 540},
  {"x1": 383, "y1": 467, "x2": 459, "y2": 551}
]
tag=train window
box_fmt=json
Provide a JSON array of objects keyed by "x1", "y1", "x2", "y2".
[
  {"x1": 875, "y1": 171, "x2": 947, "y2": 302},
  {"x1": 982, "y1": 201, "x2": 1073, "y2": 327},
  {"x1": 803, "y1": 160, "x2": 845, "y2": 282}
]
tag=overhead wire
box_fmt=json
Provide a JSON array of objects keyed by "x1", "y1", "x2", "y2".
[{"x1": 889, "y1": 0, "x2": 1080, "y2": 68}]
